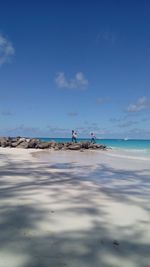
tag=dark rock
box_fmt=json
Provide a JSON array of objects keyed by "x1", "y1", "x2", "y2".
[
  {"x1": 0, "y1": 137, "x2": 9, "y2": 147},
  {"x1": 28, "y1": 138, "x2": 40, "y2": 148},
  {"x1": 37, "y1": 142, "x2": 50, "y2": 149},
  {"x1": 18, "y1": 137, "x2": 26, "y2": 143},
  {"x1": 89, "y1": 143, "x2": 106, "y2": 150},
  {"x1": 65, "y1": 142, "x2": 73, "y2": 147},
  {"x1": 0, "y1": 137, "x2": 108, "y2": 151},
  {"x1": 81, "y1": 142, "x2": 90, "y2": 149},
  {"x1": 1, "y1": 141, "x2": 8, "y2": 147},
  {"x1": 10, "y1": 138, "x2": 18, "y2": 143},
  {"x1": 17, "y1": 141, "x2": 29, "y2": 149},
  {"x1": 57, "y1": 143, "x2": 64, "y2": 150},
  {"x1": 11, "y1": 141, "x2": 19, "y2": 148},
  {"x1": 68, "y1": 144, "x2": 81, "y2": 150},
  {"x1": 50, "y1": 141, "x2": 57, "y2": 148},
  {"x1": 88, "y1": 143, "x2": 97, "y2": 149},
  {"x1": 10, "y1": 137, "x2": 27, "y2": 148},
  {"x1": 54, "y1": 147, "x2": 59, "y2": 151},
  {"x1": 113, "y1": 240, "x2": 119, "y2": 246},
  {"x1": 98, "y1": 144, "x2": 107, "y2": 150}
]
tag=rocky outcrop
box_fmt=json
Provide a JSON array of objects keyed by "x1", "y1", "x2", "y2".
[
  {"x1": 0, "y1": 137, "x2": 9, "y2": 147},
  {"x1": 68, "y1": 144, "x2": 81, "y2": 150},
  {"x1": 37, "y1": 142, "x2": 51, "y2": 149},
  {"x1": 0, "y1": 137, "x2": 107, "y2": 151}
]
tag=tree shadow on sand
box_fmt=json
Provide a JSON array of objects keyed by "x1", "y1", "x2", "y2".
[{"x1": 0, "y1": 152, "x2": 150, "y2": 267}]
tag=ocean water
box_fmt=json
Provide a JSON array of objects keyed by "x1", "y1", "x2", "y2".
[{"x1": 39, "y1": 138, "x2": 150, "y2": 151}]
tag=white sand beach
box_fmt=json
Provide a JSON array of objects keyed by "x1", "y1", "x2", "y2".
[{"x1": 0, "y1": 147, "x2": 150, "y2": 267}]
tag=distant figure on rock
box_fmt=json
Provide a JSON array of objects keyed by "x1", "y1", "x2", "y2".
[
  {"x1": 72, "y1": 130, "x2": 75, "y2": 142},
  {"x1": 74, "y1": 132, "x2": 77, "y2": 143},
  {"x1": 72, "y1": 130, "x2": 77, "y2": 143},
  {"x1": 91, "y1": 132, "x2": 96, "y2": 144}
]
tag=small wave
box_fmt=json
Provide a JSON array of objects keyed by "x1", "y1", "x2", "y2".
[
  {"x1": 113, "y1": 147, "x2": 150, "y2": 153},
  {"x1": 106, "y1": 148, "x2": 150, "y2": 161}
]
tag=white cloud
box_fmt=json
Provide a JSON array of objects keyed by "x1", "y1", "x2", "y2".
[
  {"x1": 55, "y1": 72, "x2": 89, "y2": 89},
  {"x1": 0, "y1": 34, "x2": 15, "y2": 66},
  {"x1": 127, "y1": 96, "x2": 150, "y2": 112}
]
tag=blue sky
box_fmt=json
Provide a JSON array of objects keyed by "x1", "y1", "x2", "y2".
[{"x1": 0, "y1": 0, "x2": 150, "y2": 139}]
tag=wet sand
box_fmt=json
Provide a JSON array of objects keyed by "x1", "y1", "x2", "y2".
[{"x1": 0, "y1": 147, "x2": 150, "y2": 267}]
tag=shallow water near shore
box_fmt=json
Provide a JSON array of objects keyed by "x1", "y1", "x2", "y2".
[
  {"x1": 107, "y1": 148, "x2": 150, "y2": 160},
  {"x1": 35, "y1": 147, "x2": 150, "y2": 163}
]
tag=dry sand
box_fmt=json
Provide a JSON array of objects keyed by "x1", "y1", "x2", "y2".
[{"x1": 0, "y1": 147, "x2": 150, "y2": 267}]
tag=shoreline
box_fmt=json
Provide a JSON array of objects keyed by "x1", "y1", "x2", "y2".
[
  {"x1": 1, "y1": 144, "x2": 150, "y2": 160},
  {"x1": 104, "y1": 147, "x2": 150, "y2": 161},
  {"x1": 0, "y1": 147, "x2": 150, "y2": 267},
  {"x1": 32, "y1": 146, "x2": 150, "y2": 162}
]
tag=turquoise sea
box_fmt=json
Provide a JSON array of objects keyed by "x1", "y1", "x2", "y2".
[{"x1": 39, "y1": 138, "x2": 150, "y2": 151}]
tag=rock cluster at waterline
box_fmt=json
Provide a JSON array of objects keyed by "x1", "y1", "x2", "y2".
[{"x1": 0, "y1": 137, "x2": 107, "y2": 151}]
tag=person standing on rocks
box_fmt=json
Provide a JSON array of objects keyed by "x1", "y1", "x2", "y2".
[
  {"x1": 72, "y1": 130, "x2": 77, "y2": 143},
  {"x1": 74, "y1": 132, "x2": 77, "y2": 143},
  {"x1": 91, "y1": 132, "x2": 96, "y2": 144},
  {"x1": 72, "y1": 130, "x2": 75, "y2": 142}
]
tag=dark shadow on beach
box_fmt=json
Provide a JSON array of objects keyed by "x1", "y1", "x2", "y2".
[{"x1": 0, "y1": 151, "x2": 150, "y2": 267}]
